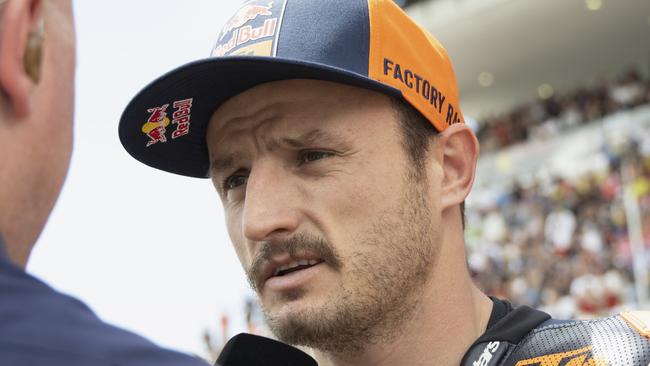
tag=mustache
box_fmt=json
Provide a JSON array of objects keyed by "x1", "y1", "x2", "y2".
[{"x1": 247, "y1": 233, "x2": 342, "y2": 291}]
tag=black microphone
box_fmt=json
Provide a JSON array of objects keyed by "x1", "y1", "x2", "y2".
[{"x1": 215, "y1": 333, "x2": 318, "y2": 366}]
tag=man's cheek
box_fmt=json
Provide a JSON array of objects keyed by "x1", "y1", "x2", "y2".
[{"x1": 326, "y1": 184, "x2": 375, "y2": 223}]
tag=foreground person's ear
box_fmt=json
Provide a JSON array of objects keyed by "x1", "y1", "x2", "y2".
[{"x1": 0, "y1": 0, "x2": 44, "y2": 119}]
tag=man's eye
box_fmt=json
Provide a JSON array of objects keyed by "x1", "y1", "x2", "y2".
[
  {"x1": 299, "y1": 150, "x2": 334, "y2": 165},
  {"x1": 224, "y1": 174, "x2": 248, "y2": 191}
]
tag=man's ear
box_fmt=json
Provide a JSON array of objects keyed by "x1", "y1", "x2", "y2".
[
  {"x1": 437, "y1": 123, "x2": 480, "y2": 210},
  {"x1": 0, "y1": 0, "x2": 44, "y2": 119}
]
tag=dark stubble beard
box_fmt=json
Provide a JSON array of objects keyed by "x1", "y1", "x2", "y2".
[{"x1": 248, "y1": 170, "x2": 440, "y2": 355}]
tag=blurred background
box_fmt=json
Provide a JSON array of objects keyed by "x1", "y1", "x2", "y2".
[{"x1": 26, "y1": 0, "x2": 650, "y2": 363}]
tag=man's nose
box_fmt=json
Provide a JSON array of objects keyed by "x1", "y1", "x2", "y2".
[{"x1": 241, "y1": 164, "x2": 301, "y2": 242}]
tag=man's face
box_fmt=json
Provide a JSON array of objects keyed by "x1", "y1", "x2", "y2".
[{"x1": 207, "y1": 80, "x2": 442, "y2": 352}]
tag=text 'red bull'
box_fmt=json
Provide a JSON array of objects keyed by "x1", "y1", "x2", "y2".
[
  {"x1": 219, "y1": 2, "x2": 274, "y2": 41},
  {"x1": 171, "y1": 99, "x2": 192, "y2": 139},
  {"x1": 213, "y1": 18, "x2": 277, "y2": 57},
  {"x1": 141, "y1": 98, "x2": 193, "y2": 148}
]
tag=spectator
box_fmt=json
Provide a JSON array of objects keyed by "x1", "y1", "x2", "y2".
[
  {"x1": 469, "y1": 134, "x2": 650, "y2": 319},
  {"x1": 477, "y1": 68, "x2": 650, "y2": 152}
]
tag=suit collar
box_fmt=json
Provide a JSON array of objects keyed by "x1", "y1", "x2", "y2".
[{"x1": 0, "y1": 233, "x2": 7, "y2": 259}]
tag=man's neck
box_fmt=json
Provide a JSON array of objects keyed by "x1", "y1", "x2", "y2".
[{"x1": 313, "y1": 269, "x2": 493, "y2": 366}]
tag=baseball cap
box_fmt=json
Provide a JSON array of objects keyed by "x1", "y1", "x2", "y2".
[{"x1": 119, "y1": 0, "x2": 465, "y2": 178}]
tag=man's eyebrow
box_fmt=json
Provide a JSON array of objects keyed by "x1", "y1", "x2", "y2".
[
  {"x1": 278, "y1": 129, "x2": 346, "y2": 149},
  {"x1": 210, "y1": 129, "x2": 346, "y2": 173},
  {"x1": 210, "y1": 152, "x2": 246, "y2": 174}
]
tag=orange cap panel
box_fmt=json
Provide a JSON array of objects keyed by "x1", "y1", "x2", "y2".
[{"x1": 367, "y1": 0, "x2": 464, "y2": 132}]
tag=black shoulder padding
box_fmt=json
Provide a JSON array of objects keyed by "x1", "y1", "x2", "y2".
[{"x1": 474, "y1": 305, "x2": 551, "y2": 345}]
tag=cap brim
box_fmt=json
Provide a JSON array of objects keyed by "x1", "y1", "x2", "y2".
[{"x1": 119, "y1": 56, "x2": 402, "y2": 178}]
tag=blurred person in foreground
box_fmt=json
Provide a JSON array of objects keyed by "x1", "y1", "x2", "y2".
[
  {"x1": 0, "y1": 1, "x2": 210, "y2": 364},
  {"x1": 119, "y1": 0, "x2": 650, "y2": 365}
]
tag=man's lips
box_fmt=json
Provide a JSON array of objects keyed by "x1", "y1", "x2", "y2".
[
  {"x1": 246, "y1": 235, "x2": 342, "y2": 293},
  {"x1": 260, "y1": 253, "x2": 326, "y2": 284}
]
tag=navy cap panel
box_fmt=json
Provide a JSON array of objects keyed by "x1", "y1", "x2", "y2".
[
  {"x1": 276, "y1": 0, "x2": 370, "y2": 76},
  {"x1": 119, "y1": 57, "x2": 401, "y2": 178}
]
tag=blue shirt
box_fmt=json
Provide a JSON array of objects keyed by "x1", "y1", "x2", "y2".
[{"x1": 0, "y1": 235, "x2": 210, "y2": 366}]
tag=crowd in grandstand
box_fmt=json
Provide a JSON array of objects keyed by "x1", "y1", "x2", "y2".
[
  {"x1": 477, "y1": 68, "x2": 650, "y2": 152},
  {"x1": 466, "y1": 141, "x2": 650, "y2": 318}
]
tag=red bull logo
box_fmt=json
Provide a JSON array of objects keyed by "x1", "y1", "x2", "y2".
[
  {"x1": 219, "y1": 2, "x2": 274, "y2": 42},
  {"x1": 171, "y1": 98, "x2": 193, "y2": 140},
  {"x1": 213, "y1": 18, "x2": 278, "y2": 57},
  {"x1": 142, "y1": 105, "x2": 171, "y2": 147},
  {"x1": 212, "y1": 0, "x2": 285, "y2": 57},
  {"x1": 141, "y1": 98, "x2": 194, "y2": 147}
]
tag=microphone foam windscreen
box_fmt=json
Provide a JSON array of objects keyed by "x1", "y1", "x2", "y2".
[{"x1": 216, "y1": 333, "x2": 317, "y2": 366}]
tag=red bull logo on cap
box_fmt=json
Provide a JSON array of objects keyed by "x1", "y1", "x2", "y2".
[
  {"x1": 212, "y1": 0, "x2": 287, "y2": 58},
  {"x1": 142, "y1": 105, "x2": 171, "y2": 147},
  {"x1": 141, "y1": 98, "x2": 194, "y2": 148},
  {"x1": 219, "y1": 2, "x2": 274, "y2": 41}
]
